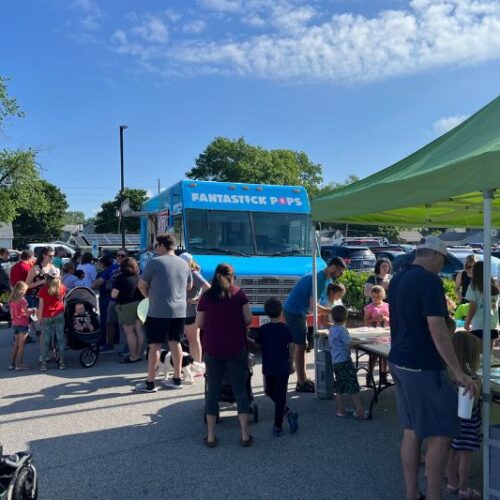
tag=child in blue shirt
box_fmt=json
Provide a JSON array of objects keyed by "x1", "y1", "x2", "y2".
[
  {"x1": 328, "y1": 305, "x2": 367, "y2": 419},
  {"x1": 256, "y1": 298, "x2": 299, "y2": 437}
]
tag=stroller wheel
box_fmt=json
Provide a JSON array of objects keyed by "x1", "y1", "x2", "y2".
[
  {"x1": 79, "y1": 347, "x2": 98, "y2": 368},
  {"x1": 251, "y1": 403, "x2": 259, "y2": 423},
  {"x1": 13, "y1": 464, "x2": 38, "y2": 500}
]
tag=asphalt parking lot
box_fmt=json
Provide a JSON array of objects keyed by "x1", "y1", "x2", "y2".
[{"x1": 0, "y1": 328, "x2": 490, "y2": 500}]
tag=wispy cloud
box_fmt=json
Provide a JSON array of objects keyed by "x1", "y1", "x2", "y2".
[
  {"x1": 109, "y1": 0, "x2": 500, "y2": 84},
  {"x1": 433, "y1": 114, "x2": 469, "y2": 135},
  {"x1": 72, "y1": 0, "x2": 103, "y2": 31},
  {"x1": 131, "y1": 16, "x2": 169, "y2": 44}
]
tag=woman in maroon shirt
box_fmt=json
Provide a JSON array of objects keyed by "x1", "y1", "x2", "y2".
[{"x1": 196, "y1": 263, "x2": 252, "y2": 448}]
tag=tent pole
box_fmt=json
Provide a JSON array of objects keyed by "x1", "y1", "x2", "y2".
[
  {"x1": 482, "y1": 189, "x2": 494, "y2": 498},
  {"x1": 312, "y1": 224, "x2": 319, "y2": 398}
]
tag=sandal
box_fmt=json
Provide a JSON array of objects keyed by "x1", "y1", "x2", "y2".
[
  {"x1": 447, "y1": 484, "x2": 459, "y2": 494},
  {"x1": 15, "y1": 366, "x2": 31, "y2": 371},
  {"x1": 353, "y1": 410, "x2": 369, "y2": 420},
  {"x1": 203, "y1": 436, "x2": 217, "y2": 448},
  {"x1": 336, "y1": 411, "x2": 348, "y2": 418},
  {"x1": 459, "y1": 488, "x2": 482, "y2": 499},
  {"x1": 120, "y1": 357, "x2": 143, "y2": 364},
  {"x1": 295, "y1": 380, "x2": 315, "y2": 393},
  {"x1": 241, "y1": 435, "x2": 253, "y2": 447}
]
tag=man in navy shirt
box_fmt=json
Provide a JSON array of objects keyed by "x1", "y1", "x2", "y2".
[{"x1": 388, "y1": 237, "x2": 478, "y2": 500}]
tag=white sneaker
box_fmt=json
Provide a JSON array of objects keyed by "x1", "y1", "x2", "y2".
[{"x1": 162, "y1": 378, "x2": 183, "y2": 390}]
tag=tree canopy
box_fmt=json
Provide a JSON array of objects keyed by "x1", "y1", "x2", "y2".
[
  {"x1": 94, "y1": 188, "x2": 149, "y2": 233},
  {"x1": 63, "y1": 211, "x2": 86, "y2": 225},
  {"x1": 186, "y1": 137, "x2": 323, "y2": 196},
  {"x1": 13, "y1": 180, "x2": 68, "y2": 248}
]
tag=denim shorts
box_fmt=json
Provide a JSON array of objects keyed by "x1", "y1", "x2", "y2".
[
  {"x1": 284, "y1": 310, "x2": 308, "y2": 345},
  {"x1": 13, "y1": 325, "x2": 29, "y2": 335},
  {"x1": 389, "y1": 362, "x2": 459, "y2": 439}
]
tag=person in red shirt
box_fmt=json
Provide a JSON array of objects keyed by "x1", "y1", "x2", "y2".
[
  {"x1": 10, "y1": 250, "x2": 34, "y2": 287},
  {"x1": 38, "y1": 272, "x2": 66, "y2": 370}
]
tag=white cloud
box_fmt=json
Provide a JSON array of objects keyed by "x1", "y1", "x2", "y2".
[
  {"x1": 111, "y1": 0, "x2": 500, "y2": 85},
  {"x1": 72, "y1": 0, "x2": 103, "y2": 30},
  {"x1": 182, "y1": 20, "x2": 207, "y2": 34},
  {"x1": 131, "y1": 16, "x2": 169, "y2": 44},
  {"x1": 197, "y1": 0, "x2": 242, "y2": 12},
  {"x1": 433, "y1": 114, "x2": 469, "y2": 135}
]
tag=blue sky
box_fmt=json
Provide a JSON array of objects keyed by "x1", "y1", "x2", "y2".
[{"x1": 1, "y1": 0, "x2": 500, "y2": 217}]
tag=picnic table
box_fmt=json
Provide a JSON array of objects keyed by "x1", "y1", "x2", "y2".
[{"x1": 316, "y1": 327, "x2": 500, "y2": 419}]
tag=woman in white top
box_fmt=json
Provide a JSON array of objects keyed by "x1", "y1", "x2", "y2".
[
  {"x1": 76, "y1": 252, "x2": 97, "y2": 288},
  {"x1": 464, "y1": 260, "x2": 499, "y2": 349}
]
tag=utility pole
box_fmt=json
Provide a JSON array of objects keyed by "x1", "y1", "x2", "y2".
[{"x1": 119, "y1": 125, "x2": 128, "y2": 249}]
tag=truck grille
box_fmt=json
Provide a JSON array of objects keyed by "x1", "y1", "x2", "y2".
[{"x1": 235, "y1": 275, "x2": 299, "y2": 307}]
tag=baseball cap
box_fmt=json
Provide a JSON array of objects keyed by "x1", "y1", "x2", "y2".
[
  {"x1": 418, "y1": 236, "x2": 451, "y2": 262},
  {"x1": 179, "y1": 252, "x2": 193, "y2": 263},
  {"x1": 47, "y1": 268, "x2": 61, "y2": 278}
]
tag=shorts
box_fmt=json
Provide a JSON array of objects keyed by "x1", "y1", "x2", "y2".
[
  {"x1": 116, "y1": 301, "x2": 140, "y2": 326},
  {"x1": 333, "y1": 359, "x2": 360, "y2": 395},
  {"x1": 284, "y1": 310, "x2": 307, "y2": 345},
  {"x1": 106, "y1": 301, "x2": 118, "y2": 324},
  {"x1": 389, "y1": 362, "x2": 459, "y2": 439},
  {"x1": 13, "y1": 325, "x2": 29, "y2": 335},
  {"x1": 184, "y1": 316, "x2": 196, "y2": 326},
  {"x1": 470, "y1": 329, "x2": 499, "y2": 340},
  {"x1": 144, "y1": 316, "x2": 185, "y2": 344}
]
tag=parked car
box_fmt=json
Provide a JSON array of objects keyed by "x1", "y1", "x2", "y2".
[
  {"x1": 392, "y1": 251, "x2": 464, "y2": 279},
  {"x1": 370, "y1": 249, "x2": 406, "y2": 262},
  {"x1": 448, "y1": 249, "x2": 500, "y2": 281},
  {"x1": 25, "y1": 243, "x2": 76, "y2": 259},
  {"x1": 320, "y1": 245, "x2": 376, "y2": 272},
  {"x1": 0, "y1": 250, "x2": 21, "y2": 277}
]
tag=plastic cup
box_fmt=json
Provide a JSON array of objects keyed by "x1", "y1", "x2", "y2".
[{"x1": 457, "y1": 386, "x2": 474, "y2": 419}]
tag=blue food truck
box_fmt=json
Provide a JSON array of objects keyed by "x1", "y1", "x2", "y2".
[{"x1": 139, "y1": 180, "x2": 324, "y2": 327}]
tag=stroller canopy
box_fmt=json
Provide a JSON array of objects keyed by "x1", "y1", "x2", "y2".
[{"x1": 65, "y1": 287, "x2": 98, "y2": 309}]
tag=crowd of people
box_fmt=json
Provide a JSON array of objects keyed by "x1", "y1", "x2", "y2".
[{"x1": 1, "y1": 235, "x2": 496, "y2": 497}]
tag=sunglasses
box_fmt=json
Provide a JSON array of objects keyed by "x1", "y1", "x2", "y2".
[
  {"x1": 224, "y1": 273, "x2": 236, "y2": 280},
  {"x1": 117, "y1": 254, "x2": 126, "y2": 258},
  {"x1": 48, "y1": 254, "x2": 55, "y2": 258}
]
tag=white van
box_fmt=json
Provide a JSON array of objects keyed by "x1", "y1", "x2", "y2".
[{"x1": 25, "y1": 243, "x2": 76, "y2": 260}]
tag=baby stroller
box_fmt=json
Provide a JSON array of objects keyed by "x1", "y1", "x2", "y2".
[
  {"x1": 204, "y1": 353, "x2": 259, "y2": 423},
  {"x1": 0, "y1": 444, "x2": 38, "y2": 500},
  {"x1": 64, "y1": 287, "x2": 101, "y2": 368}
]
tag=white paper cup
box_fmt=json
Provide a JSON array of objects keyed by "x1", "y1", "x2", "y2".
[{"x1": 457, "y1": 386, "x2": 474, "y2": 419}]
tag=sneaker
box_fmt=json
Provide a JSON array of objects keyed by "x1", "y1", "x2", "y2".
[
  {"x1": 59, "y1": 363, "x2": 66, "y2": 370},
  {"x1": 287, "y1": 410, "x2": 299, "y2": 434},
  {"x1": 8, "y1": 364, "x2": 15, "y2": 370},
  {"x1": 134, "y1": 381, "x2": 158, "y2": 393},
  {"x1": 40, "y1": 362, "x2": 47, "y2": 371},
  {"x1": 99, "y1": 344, "x2": 116, "y2": 354},
  {"x1": 272, "y1": 426, "x2": 285, "y2": 437},
  {"x1": 162, "y1": 377, "x2": 183, "y2": 390}
]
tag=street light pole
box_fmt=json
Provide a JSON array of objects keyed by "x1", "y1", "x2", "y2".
[{"x1": 119, "y1": 125, "x2": 128, "y2": 249}]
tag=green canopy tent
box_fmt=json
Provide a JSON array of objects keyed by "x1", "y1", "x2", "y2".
[{"x1": 311, "y1": 95, "x2": 500, "y2": 498}]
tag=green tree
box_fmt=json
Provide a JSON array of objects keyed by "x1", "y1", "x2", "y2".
[
  {"x1": 186, "y1": 137, "x2": 323, "y2": 196},
  {"x1": 0, "y1": 77, "x2": 46, "y2": 222},
  {"x1": 94, "y1": 188, "x2": 149, "y2": 233},
  {"x1": 13, "y1": 180, "x2": 69, "y2": 248},
  {"x1": 63, "y1": 211, "x2": 86, "y2": 225}
]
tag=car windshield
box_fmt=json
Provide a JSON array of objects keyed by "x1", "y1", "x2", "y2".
[
  {"x1": 347, "y1": 249, "x2": 374, "y2": 259},
  {"x1": 185, "y1": 209, "x2": 311, "y2": 256}
]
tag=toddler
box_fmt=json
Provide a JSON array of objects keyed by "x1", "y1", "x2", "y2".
[
  {"x1": 8, "y1": 281, "x2": 36, "y2": 370},
  {"x1": 62, "y1": 261, "x2": 78, "y2": 290},
  {"x1": 319, "y1": 283, "x2": 346, "y2": 328},
  {"x1": 446, "y1": 330, "x2": 482, "y2": 499},
  {"x1": 74, "y1": 269, "x2": 86, "y2": 287},
  {"x1": 363, "y1": 285, "x2": 390, "y2": 327},
  {"x1": 73, "y1": 303, "x2": 95, "y2": 333},
  {"x1": 256, "y1": 298, "x2": 299, "y2": 437},
  {"x1": 328, "y1": 305, "x2": 367, "y2": 419}
]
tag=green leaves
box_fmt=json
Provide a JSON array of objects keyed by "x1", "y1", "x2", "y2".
[
  {"x1": 186, "y1": 136, "x2": 323, "y2": 196},
  {"x1": 94, "y1": 188, "x2": 149, "y2": 233}
]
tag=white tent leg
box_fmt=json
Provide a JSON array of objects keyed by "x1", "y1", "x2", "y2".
[
  {"x1": 312, "y1": 225, "x2": 319, "y2": 398},
  {"x1": 483, "y1": 189, "x2": 494, "y2": 498}
]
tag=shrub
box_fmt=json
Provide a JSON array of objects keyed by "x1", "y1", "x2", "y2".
[
  {"x1": 442, "y1": 277, "x2": 458, "y2": 307},
  {"x1": 338, "y1": 270, "x2": 369, "y2": 313}
]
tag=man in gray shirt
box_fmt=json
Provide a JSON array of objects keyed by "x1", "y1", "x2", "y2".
[{"x1": 136, "y1": 234, "x2": 192, "y2": 392}]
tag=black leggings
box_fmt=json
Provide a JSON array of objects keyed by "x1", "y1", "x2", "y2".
[
  {"x1": 265, "y1": 375, "x2": 289, "y2": 427},
  {"x1": 204, "y1": 351, "x2": 250, "y2": 416}
]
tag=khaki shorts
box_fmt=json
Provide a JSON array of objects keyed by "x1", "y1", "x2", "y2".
[{"x1": 116, "y1": 301, "x2": 140, "y2": 326}]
